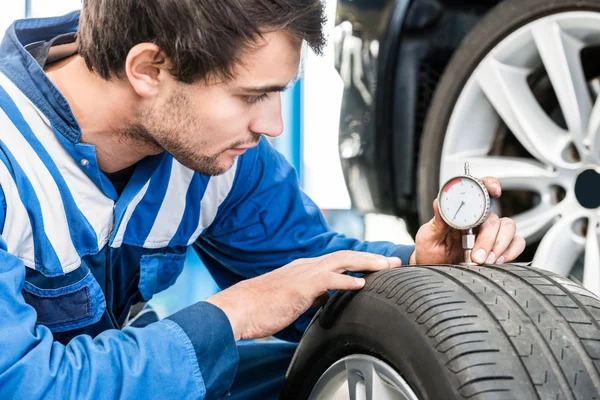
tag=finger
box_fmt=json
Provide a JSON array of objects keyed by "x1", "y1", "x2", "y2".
[
  {"x1": 324, "y1": 272, "x2": 367, "y2": 291},
  {"x1": 482, "y1": 177, "x2": 502, "y2": 198},
  {"x1": 489, "y1": 218, "x2": 517, "y2": 263},
  {"x1": 472, "y1": 213, "x2": 501, "y2": 264},
  {"x1": 496, "y1": 235, "x2": 526, "y2": 264},
  {"x1": 432, "y1": 198, "x2": 450, "y2": 232},
  {"x1": 324, "y1": 250, "x2": 401, "y2": 273}
]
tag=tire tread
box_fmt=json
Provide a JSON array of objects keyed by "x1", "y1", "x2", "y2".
[{"x1": 363, "y1": 264, "x2": 600, "y2": 399}]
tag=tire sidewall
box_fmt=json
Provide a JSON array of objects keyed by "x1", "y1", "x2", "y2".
[{"x1": 281, "y1": 292, "x2": 462, "y2": 400}]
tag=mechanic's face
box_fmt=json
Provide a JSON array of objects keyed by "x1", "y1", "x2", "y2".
[{"x1": 134, "y1": 31, "x2": 301, "y2": 175}]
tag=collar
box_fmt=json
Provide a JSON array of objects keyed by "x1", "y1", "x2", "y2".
[
  {"x1": 26, "y1": 32, "x2": 78, "y2": 67},
  {"x1": 0, "y1": 11, "x2": 81, "y2": 142}
]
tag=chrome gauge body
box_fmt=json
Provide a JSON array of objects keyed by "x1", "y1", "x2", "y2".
[{"x1": 438, "y1": 164, "x2": 491, "y2": 231}]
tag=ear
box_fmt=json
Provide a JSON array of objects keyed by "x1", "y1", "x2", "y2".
[{"x1": 125, "y1": 43, "x2": 172, "y2": 98}]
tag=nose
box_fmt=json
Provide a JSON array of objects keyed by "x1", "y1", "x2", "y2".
[{"x1": 248, "y1": 93, "x2": 284, "y2": 138}]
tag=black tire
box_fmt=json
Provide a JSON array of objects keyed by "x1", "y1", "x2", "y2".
[
  {"x1": 280, "y1": 264, "x2": 600, "y2": 399},
  {"x1": 417, "y1": 0, "x2": 600, "y2": 225}
]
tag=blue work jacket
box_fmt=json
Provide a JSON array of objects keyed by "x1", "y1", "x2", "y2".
[{"x1": 0, "y1": 10, "x2": 415, "y2": 400}]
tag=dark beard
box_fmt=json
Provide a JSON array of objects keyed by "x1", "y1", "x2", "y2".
[
  {"x1": 127, "y1": 124, "x2": 227, "y2": 175},
  {"x1": 125, "y1": 122, "x2": 260, "y2": 176},
  {"x1": 121, "y1": 122, "x2": 165, "y2": 153},
  {"x1": 129, "y1": 89, "x2": 261, "y2": 176},
  {"x1": 157, "y1": 133, "x2": 262, "y2": 176}
]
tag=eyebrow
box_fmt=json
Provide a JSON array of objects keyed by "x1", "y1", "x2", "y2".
[{"x1": 239, "y1": 84, "x2": 288, "y2": 93}]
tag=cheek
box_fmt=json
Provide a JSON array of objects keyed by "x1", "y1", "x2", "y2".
[{"x1": 203, "y1": 103, "x2": 251, "y2": 139}]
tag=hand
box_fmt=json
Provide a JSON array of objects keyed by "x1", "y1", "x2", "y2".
[
  {"x1": 206, "y1": 250, "x2": 402, "y2": 341},
  {"x1": 411, "y1": 177, "x2": 526, "y2": 265}
]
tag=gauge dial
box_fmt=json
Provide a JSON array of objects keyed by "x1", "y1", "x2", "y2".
[{"x1": 438, "y1": 176, "x2": 490, "y2": 230}]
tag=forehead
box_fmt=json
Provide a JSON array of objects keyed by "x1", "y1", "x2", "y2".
[{"x1": 232, "y1": 31, "x2": 303, "y2": 86}]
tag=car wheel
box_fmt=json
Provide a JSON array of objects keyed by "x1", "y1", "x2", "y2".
[
  {"x1": 418, "y1": 0, "x2": 600, "y2": 294},
  {"x1": 280, "y1": 265, "x2": 600, "y2": 400}
]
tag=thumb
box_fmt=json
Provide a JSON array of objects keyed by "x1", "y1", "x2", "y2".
[{"x1": 431, "y1": 198, "x2": 451, "y2": 235}]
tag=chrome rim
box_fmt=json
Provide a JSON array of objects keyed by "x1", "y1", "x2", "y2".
[
  {"x1": 441, "y1": 12, "x2": 600, "y2": 294},
  {"x1": 307, "y1": 354, "x2": 419, "y2": 400}
]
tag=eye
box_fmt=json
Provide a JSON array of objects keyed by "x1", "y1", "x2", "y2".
[{"x1": 243, "y1": 93, "x2": 269, "y2": 105}]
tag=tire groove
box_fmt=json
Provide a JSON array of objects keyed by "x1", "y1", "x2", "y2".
[
  {"x1": 440, "y1": 339, "x2": 486, "y2": 354},
  {"x1": 430, "y1": 266, "x2": 544, "y2": 399},
  {"x1": 461, "y1": 265, "x2": 580, "y2": 399},
  {"x1": 445, "y1": 349, "x2": 500, "y2": 366},
  {"x1": 385, "y1": 275, "x2": 431, "y2": 299},
  {"x1": 465, "y1": 389, "x2": 510, "y2": 398},
  {"x1": 366, "y1": 268, "x2": 409, "y2": 292},
  {"x1": 411, "y1": 290, "x2": 456, "y2": 313},
  {"x1": 405, "y1": 286, "x2": 448, "y2": 310},
  {"x1": 457, "y1": 375, "x2": 514, "y2": 390},
  {"x1": 526, "y1": 268, "x2": 600, "y2": 334},
  {"x1": 376, "y1": 270, "x2": 420, "y2": 294},
  {"x1": 452, "y1": 362, "x2": 496, "y2": 374},
  {"x1": 429, "y1": 322, "x2": 476, "y2": 338},
  {"x1": 422, "y1": 310, "x2": 474, "y2": 330},
  {"x1": 396, "y1": 281, "x2": 445, "y2": 305},
  {"x1": 498, "y1": 266, "x2": 600, "y2": 390},
  {"x1": 435, "y1": 330, "x2": 490, "y2": 349},
  {"x1": 380, "y1": 270, "x2": 432, "y2": 297},
  {"x1": 415, "y1": 300, "x2": 466, "y2": 319}
]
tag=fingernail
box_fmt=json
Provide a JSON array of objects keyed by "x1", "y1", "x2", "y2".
[
  {"x1": 493, "y1": 184, "x2": 501, "y2": 194},
  {"x1": 485, "y1": 252, "x2": 496, "y2": 264},
  {"x1": 355, "y1": 277, "x2": 366, "y2": 286},
  {"x1": 497, "y1": 256, "x2": 505, "y2": 265},
  {"x1": 474, "y1": 249, "x2": 487, "y2": 263}
]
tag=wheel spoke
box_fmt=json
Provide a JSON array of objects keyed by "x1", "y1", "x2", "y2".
[
  {"x1": 513, "y1": 201, "x2": 567, "y2": 243},
  {"x1": 532, "y1": 211, "x2": 585, "y2": 277},
  {"x1": 531, "y1": 20, "x2": 591, "y2": 151},
  {"x1": 311, "y1": 355, "x2": 417, "y2": 400},
  {"x1": 345, "y1": 359, "x2": 405, "y2": 400},
  {"x1": 583, "y1": 217, "x2": 600, "y2": 295},
  {"x1": 442, "y1": 156, "x2": 558, "y2": 193},
  {"x1": 346, "y1": 362, "x2": 362, "y2": 400},
  {"x1": 475, "y1": 58, "x2": 570, "y2": 168},
  {"x1": 588, "y1": 99, "x2": 600, "y2": 162}
]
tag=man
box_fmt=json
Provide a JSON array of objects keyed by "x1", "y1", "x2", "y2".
[{"x1": 0, "y1": 1, "x2": 525, "y2": 399}]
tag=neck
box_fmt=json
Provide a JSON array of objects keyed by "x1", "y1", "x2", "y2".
[{"x1": 46, "y1": 56, "x2": 155, "y2": 173}]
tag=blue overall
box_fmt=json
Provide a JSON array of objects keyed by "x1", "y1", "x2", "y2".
[{"x1": 0, "y1": 11, "x2": 415, "y2": 400}]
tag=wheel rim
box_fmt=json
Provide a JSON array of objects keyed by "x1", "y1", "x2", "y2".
[
  {"x1": 307, "y1": 354, "x2": 419, "y2": 400},
  {"x1": 441, "y1": 11, "x2": 600, "y2": 294}
]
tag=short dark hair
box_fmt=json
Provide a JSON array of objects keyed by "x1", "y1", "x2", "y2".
[{"x1": 78, "y1": 0, "x2": 326, "y2": 83}]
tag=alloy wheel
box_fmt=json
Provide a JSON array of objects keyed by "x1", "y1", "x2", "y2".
[
  {"x1": 307, "y1": 354, "x2": 419, "y2": 400},
  {"x1": 441, "y1": 12, "x2": 600, "y2": 294}
]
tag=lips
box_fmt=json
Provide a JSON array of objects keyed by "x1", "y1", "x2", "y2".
[
  {"x1": 227, "y1": 147, "x2": 250, "y2": 155},
  {"x1": 230, "y1": 142, "x2": 259, "y2": 151}
]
